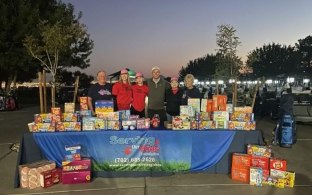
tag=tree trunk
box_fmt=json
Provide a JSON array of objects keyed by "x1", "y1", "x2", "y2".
[{"x1": 51, "y1": 74, "x2": 56, "y2": 108}]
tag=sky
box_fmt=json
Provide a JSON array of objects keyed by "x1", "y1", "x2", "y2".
[{"x1": 63, "y1": 0, "x2": 312, "y2": 78}]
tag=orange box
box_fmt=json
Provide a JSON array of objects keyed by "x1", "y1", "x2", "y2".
[
  {"x1": 206, "y1": 99, "x2": 213, "y2": 112},
  {"x1": 51, "y1": 107, "x2": 61, "y2": 115},
  {"x1": 232, "y1": 153, "x2": 251, "y2": 168},
  {"x1": 80, "y1": 97, "x2": 88, "y2": 111},
  {"x1": 251, "y1": 155, "x2": 269, "y2": 170},
  {"x1": 212, "y1": 95, "x2": 227, "y2": 111},
  {"x1": 270, "y1": 158, "x2": 287, "y2": 171},
  {"x1": 231, "y1": 167, "x2": 250, "y2": 183}
]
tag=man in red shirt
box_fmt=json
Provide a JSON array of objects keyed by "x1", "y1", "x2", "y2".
[{"x1": 131, "y1": 72, "x2": 149, "y2": 117}]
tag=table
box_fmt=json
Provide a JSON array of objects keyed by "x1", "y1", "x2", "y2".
[{"x1": 14, "y1": 130, "x2": 263, "y2": 188}]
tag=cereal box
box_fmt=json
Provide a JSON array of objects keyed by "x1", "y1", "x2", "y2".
[
  {"x1": 79, "y1": 97, "x2": 88, "y2": 111},
  {"x1": 95, "y1": 100, "x2": 114, "y2": 114},
  {"x1": 190, "y1": 120, "x2": 198, "y2": 130},
  {"x1": 228, "y1": 121, "x2": 256, "y2": 130},
  {"x1": 122, "y1": 120, "x2": 137, "y2": 130},
  {"x1": 215, "y1": 120, "x2": 228, "y2": 129},
  {"x1": 51, "y1": 114, "x2": 62, "y2": 123},
  {"x1": 29, "y1": 123, "x2": 55, "y2": 132},
  {"x1": 51, "y1": 107, "x2": 61, "y2": 115},
  {"x1": 97, "y1": 111, "x2": 119, "y2": 120},
  {"x1": 198, "y1": 120, "x2": 215, "y2": 130},
  {"x1": 95, "y1": 118, "x2": 106, "y2": 130},
  {"x1": 56, "y1": 122, "x2": 81, "y2": 131},
  {"x1": 63, "y1": 113, "x2": 79, "y2": 122},
  {"x1": 250, "y1": 167, "x2": 263, "y2": 186},
  {"x1": 232, "y1": 153, "x2": 251, "y2": 168},
  {"x1": 172, "y1": 116, "x2": 190, "y2": 130},
  {"x1": 262, "y1": 176, "x2": 278, "y2": 186},
  {"x1": 188, "y1": 98, "x2": 201, "y2": 113},
  {"x1": 231, "y1": 167, "x2": 250, "y2": 183},
  {"x1": 251, "y1": 155, "x2": 269, "y2": 170},
  {"x1": 229, "y1": 112, "x2": 254, "y2": 122},
  {"x1": 234, "y1": 106, "x2": 253, "y2": 113},
  {"x1": 206, "y1": 99, "x2": 213, "y2": 112},
  {"x1": 34, "y1": 113, "x2": 52, "y2": 123},
  {"x1": 226, "y1": 104, "x2": 233, "y2": 113},
  {"x1": 79, "y1": 110, "x2": 92, "y2": 117},
  {"x1": 118, "y1": 110, "x2": 131, "y2": 120},
  {"x1": 39, "y1": 168, "x2": 62, "y2": 188},
  {"x1": 136, "y1": 118, "x2": 150, "y2": 129},
  {"x1": 107, "y1": 120, "x2": 121, "y2": 130},
  {"x1": 270, "y1": 169, "x2": 295, "y2": 188},
  {"x1": 82, "y1": 117, "x2": 96, "y2": 131},
  {"x1": 247, "y1": 144, "x2": 272, "y2": 158},
  {"x1": 201, "y1": 99, "x2": 207, "y2": 112},
  {"x1": 213, "y1": 111, "x2": 229, "y2": 121},
  {"x1": 212, "y1": 95, "x2": 227, "y2": 111},
  {"x1": 65, "y1": 145, "x2": 81, "y2": 162},
  {"x1": 64, "y1": 102, "x2": 75, "y2": 113},
  {"x1": 270, "y1": 158, "x2": 287, "y2": 171},
  {"x1": 180, "y1": 105, "x2": 195, "y2": 117},
  {"x1": 199, "y1": 112, "x2": 212, "y2": 121}
]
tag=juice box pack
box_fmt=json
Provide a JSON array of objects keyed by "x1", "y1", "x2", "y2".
[{"x1": 247, "y1": 144, "x2": 272, "y2": 158}]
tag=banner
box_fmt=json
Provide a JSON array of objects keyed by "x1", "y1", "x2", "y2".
[{"x1": 33, "y1": 130, "x2": 235, "y2": 172}]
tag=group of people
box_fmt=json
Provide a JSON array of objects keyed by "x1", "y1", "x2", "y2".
[{"x1": 87, "y1": 66, "x2": 202, "y2": 127}]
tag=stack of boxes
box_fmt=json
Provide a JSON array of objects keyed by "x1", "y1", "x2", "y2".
[
  {"x1": 231, "y1": 144, "x2": 295, "y2": 188},
  {"x1": 56, "y1": 103, "x2": 81, "y2": 131}
]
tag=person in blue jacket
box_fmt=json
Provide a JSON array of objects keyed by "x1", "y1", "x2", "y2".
[{"x1": 181, "y1": 74, "x2": 202, "y2": 105}]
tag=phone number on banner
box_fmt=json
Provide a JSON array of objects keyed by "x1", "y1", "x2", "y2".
[{"x1": 114, "y1": 157, "x2": 156, "y2": 163}]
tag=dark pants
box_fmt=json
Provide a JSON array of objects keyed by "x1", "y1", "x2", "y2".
[
  {"x1": 147, "y1": 109, "x2": 167, "y2": 128},
  {"x1": 130, "y1": 106, "x2": 145, "y2": 118}
]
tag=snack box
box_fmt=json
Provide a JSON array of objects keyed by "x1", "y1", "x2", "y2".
[
  {"x1": 270, "y1": 158, "x2": 287, "y2": 171},
  {"x1": 95, "y1": 100, "x2": 114, "y2": 114},
  {"x1": 228, "y1": 121, "x2": 256, "y2": 130},
  {"x1": 270, "y1": 169, "x2": 295, "y2": 187},
  {"x1": 122, "y1": 120, "x2": 137, "y2": 130},
  {"x1": 199, "y1": 112, "x2": 212, "y2": 121},
  {"x1": 107, "y1": 120, "x2": 121, "y2": 130},
  {"x1": 188, "y1": 98, "x2": 201, "y2": 113},
  {"x1": 247, "y1": 144, "x2": 272, "y2": 158},
  {"x1": 39, "y1": 168, "x2": 62, "y2": 188},
  {"x1": 201, "y1": 99, "x2": 207, "y2": 112},
  {"x1": 213, "y1": 111, "x2": 229, "y2": 121},
  {"x1": 190, "y1": 120, "x2": 199, "y2": 130},
  {"x1": 231, "y1": 166, "x2": 250, "y2": 183},
  {"x1": 232, "y1": 153, "x2": 251, "y2": 168},
  {"x1": 19, "y1": 160, "x2": 56, "y2": 189},
  {"x1": 82, "y1": 117, "x2": 96, "y2": 131},
  {"x1": 65, "y1": 145, "x2": 81, "y2": 162},
  {"x1": 64, "y1": 102, "x2": 75, "y2": 113},
  {"x1": 180, "y1": 105, "x2": 195, "y2": 117},
  {"x1": 172, "y1": 116, "x2": 190, "y2": 130},
  {"x1": 51, "y1": 114, "x2": 62, "y2": 123},
  {"x1": 226, "y1": 104, "x2": 233, "y2": 113},
  {"x1": 34, "y1": 113, "x2": 52, "y2": 123},
  {"x1": 62, "y1": 158, "x2": 91, "y2": 172},
  {"x1": 63, "y1": 113, "x2": 79, "y2": 122},
  {"x1": 95, "y1": 118, "x2": 106, "y2": 130},
  {"x1": 229, "y1": 112, "x2": 254, "y2": 122},
  {"x1": 136, "y1": 118, "x2": 150, "y2": 129},
  {"x1": 250, "y1": 167, "x2": 263, "y2": 186},
  {"x1": 97, "y1": 111, "x2": 119, "y2": 120},
  {"x1": 28, "y1": 122, "x2": 55, "y2": 132},
  {"x1": 56, "y1": 122, "x2": 81, "y2": 132},
  {"x1": 62, "y1": 171, "x2": 91, "y2": 184},
  {"x1": 198, "y1": 120, "x2": 216, "y2": 130},
  {"x1": 262, "y1": 176, "x2": 278, "y2": 186},
  {"x1": 79, "y1": 97, "x2": 88, "y2": 111},
  {"x1": 79, "y1": 110, "x2": 92, "y2": 117},
  {"x1": 215, "y1": 120, "x2": 228, "y2": 129},
  {"x1": 234, "y1": 106, "x2": 253, "y2": 113},
  {"x1": 206, "y1": 99, "x2": 213, "y2": 112},
  {"x1": 51, "y1": 107, "x2": 61, "y2": 115},
  {"x1": 212, "y1": 95, "x2": 227, "y2": 111},
  {"x1": 251, "y1": 155, "x2": 269, "y2": 170}
]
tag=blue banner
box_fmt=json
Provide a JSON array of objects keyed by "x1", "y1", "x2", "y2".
[{"x1": 33, "y1": 130, "x2": 235, "y2": 172}]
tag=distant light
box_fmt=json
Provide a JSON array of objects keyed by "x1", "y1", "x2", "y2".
[
  {"x1": 247, "y1": 81, "x2": 252, "y2": 84},
  {"x1": 218, "y1": 80, "x2": 224, "y2": 84},
  {"x1": 266, "y1": 79, "x2": 273, "y2": 84},
  {"x1": 205, "y1": 81, "x2": 210, "y2": 85},
  {"x1": 200, "y1": 81, "x2": 204, "y2": 85},
  {"x1": 287, "y1": 77, "x2": 294, "y2": 83},
  {"x1": 194, "y1": 79, "x2": 198, "y2": 84},
  {"x1": 303, "y1": 79, "x2": 310, "y2": 83},
  {"x1": 237, "y1": 81, "x2": 241, "y2": 84},
  {"x1": 211, "y1": 81, "x2": 216, "y2": 85},
  {"x1": 229, "y1": 79, "x2": 235, "y2": 83},
  {"x1": 179, "y1": 82, "x2": 184, "y2": 85},
  {"x1": 243, "y1": 81, "x2": 247, "y2": 84}
]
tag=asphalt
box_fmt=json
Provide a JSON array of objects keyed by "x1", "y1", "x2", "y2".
[{"x1": 0, "y1": 105, "x2": 311, "y2": 195}]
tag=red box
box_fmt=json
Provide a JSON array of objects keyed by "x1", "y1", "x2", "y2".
[
  {"x1": 251, "y1": 155, "x2": 269, "y2": 170},
  {"x1": 40, "y1": 168, "x2": 62, "y2": 188},
  {"x1": 270, "y1": 158, "x2": 287, "y2": 171},
  {"x1": 232, "y1": 153, "x2": 251, "y2": 168},
  {"x1": 212, "y1": 95, "x2": 227, "y2": 111},
  {"x1": 62, "y1": 171, "x2": 91, "y2": 184},
  {"x1": 62, "y1": 158, "x2": 91, "y2": 172},
  {"x1": 231, "y1": 167, "x2": 250, "y2": 183},
  {"x1": 206, "y1": 100, "x2": 213, "y2": 112}
]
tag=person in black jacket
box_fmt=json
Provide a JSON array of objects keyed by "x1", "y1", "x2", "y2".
[
  {"x1": 165, "y1": 77, "x2": 183, "y2": 122},
  {"x1": 181, "y1": 74, "x2": 202, "y2": 105}
]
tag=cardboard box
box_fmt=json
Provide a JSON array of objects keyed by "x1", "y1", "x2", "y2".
[
  {"x1": 232, "y1": 153, "x2": 251, "y2": 168},
  {"x1": 62, "y1": 171, "x2": 91, "y2": 184},
  {"x1": 180, "y1": 105, "x2": 195, "y2": 117},
  {"x1": 95, "y1": 118, "x2": 106, "y2": 130},
  {"x1": 270, "y1": 169, "x2": 295, "y2": 187},
  {"x1": 270, "y1": 158, "x2": 287, "y2": 171},
  {"x1": 215, "y1": 120, "x2": 228, "y2": 129},
  {"x1": 79, "y1": 97, "x2": 88, "y2": 111},
  {"x1": 64, "y1": 103, "x2": 75, "y2": 113},
  {"x1": 206, "y1": 99, "x2": 213, "y2": 112},
  {"x1": 262, "y1": 176, "x2": 278, "y2": 186},
  {"x1": 228, "y1": 121, "x2": 256, "y2": 130},
  {"x1": 82, "y1": 117, "x2": 96, "y2": 131},
  {"x1": 79, "y1": 110, "x2": 92, "y2": 117},
  {"x1": 199, "y1": 112, "x2": 212, "y2": 121},
  {"x1": 122, "y1": 120, "x2": 137, "y2": 130},
  {"x1": 95, "y1": 100, "x2": 114, "y2": 114},
  {"x1": 201, "y1": 99, "x2": 207, "y2": 112},
  {"x1": 251, "y1": 155, "x2": 269, "y2": 170},
  {"x1": 188, "y1": 98, "x2": 201, "y2": 113},
  {"x1": 40, "y1": 168, "x2": 62, "y2": 188},
  {"x1": 234, "y1": 106, "x2": 253, "y2": 113},
  {"x1": 247, "y1": 144, "x2": 272, "y2": 158},
  {"x1": 62, "y1": 158, "x2": 91, "y2": 172},
  {"x1": 29, "y1": 123, "x2": 55, "y2": 132},
  {"x1": 107, "y1": 120, "x2": 121, "y2": 130},
  {"x1": 65, "y1": 145, "x2": 81, "y2": 162},
  {"x1": 172, "y1": 116, "x2": 190, "y2": 130},
  {"x1": 198, "y1": 120, "x2": 216, "y2": 130},
  {"x1": 34, "y1": 113, "x2": 52, "y2": 123},
  {"x1": 212, "y1": 95, "x2": 227, "y2": 111},
  {"x1": 231, "y1": 167, "x2": 250, "y2": 183},
  {"x1": 63, "y1": 113, "x2": 79, "y2": 122},
  {"x1": 56, "y1": 122, "x2": 81, "y2": 132},
  {"x1": 250, "y1": 167, "x2": 263, "y2": 186},
  {"x1": 229, "y1": 112, "x2": 254, "y2": 122},
  {"x1": 136, "y1": 118, "x2": 150, "y2": 129},
  {"x1": 213, "y1": 111, "x2": 229, "y2": 121}
]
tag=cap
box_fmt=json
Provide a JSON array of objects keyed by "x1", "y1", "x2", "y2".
[
  {"x1": 151, "y1": 66, "x2": 160, "y2": 72},
  {"x1": 170, "y1": 77, "x2": 178, "y2": 82},
  {"x1": 120, "y1": 69, "x2": 128, "y2": 74},
  {"x1": 135, "y1": 72, "x2": 143, "y2": 78}
]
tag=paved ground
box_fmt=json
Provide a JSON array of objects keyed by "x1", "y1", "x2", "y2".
[{"x1": 0, "y1": 105, "x2": 311, "y2": 195}]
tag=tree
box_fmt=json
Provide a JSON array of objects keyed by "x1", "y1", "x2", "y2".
[
  {"x1": 296, "y1": 35, "x2": 312, "y2": 74},
  {"x1": 24, "y1": 19, "x2": 93, "y2": 107},
  {"x1": 215, "y1": 24, "x2": 242, "y2": 80},
  {"x1": 246, "y1": 43, "x2": 300, "y2": 78},
  {"x1": 179, "y1": 54, "x2": 218, "y2": 81}
]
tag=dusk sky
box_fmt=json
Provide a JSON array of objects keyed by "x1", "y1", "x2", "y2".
[{"x1": 64, "y1": 0, "x2": 312, "y2": 78}]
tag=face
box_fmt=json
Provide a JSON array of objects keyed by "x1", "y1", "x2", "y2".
[
  {"x1": 136, "y1": 76, "x2": 144, "y2": 85},
  {"x1": 184, "y1": 79, "x2": 193, "y2": 89},
  {"x1": 152, "y1": 69, "x2": 160, "y2": 79},
  {"x1": 97, "y1": 71, "x2": 106, "y2": 85},
  {"x1": 120, "y1": 73, "x2": 128, "y2": 82},
  {"x1": 171, "y1": 81, "x2": 179, "y2": 88}
]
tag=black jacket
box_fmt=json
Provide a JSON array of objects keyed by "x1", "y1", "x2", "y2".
[
  {"x1": 165, "y1": 88, "x2": 184, "y2": 116},
  {"x1": 181, "y1": 86, "x2": 202, "y2": 105}
]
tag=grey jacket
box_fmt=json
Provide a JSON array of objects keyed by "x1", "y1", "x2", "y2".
[{"x1": 146, "y1": 78, "x2": 170, "y2": 110}]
